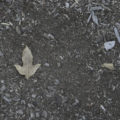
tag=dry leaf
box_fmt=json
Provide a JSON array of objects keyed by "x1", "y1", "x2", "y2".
[
  {"x1": 14, "y1": 46, "x2": 40, "y2": 79},
  {"x1": 101, "y1": 63, "x2": 114, "y2": 70},
  {"x1": 91, "y1": 11, "x2": 99, "y2": 25},
  {"x1": 114, "y1": 27, "x2": 120, "y2": 43},
  {"x1": 104, "y1": 41, "x2": 115, "y2": 51}
]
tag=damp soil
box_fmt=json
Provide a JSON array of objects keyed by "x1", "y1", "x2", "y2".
[{"x1": 0, "y1": 0, "x2": 120, "y2": 120}]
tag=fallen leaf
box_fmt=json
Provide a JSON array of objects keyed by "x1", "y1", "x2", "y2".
[
  {"x1": 101, "y1": 63, "x2": 114, "y2": 70},
  {"x1": 87, "y1": 13, "x2": 92, "y2": 23},
  {"x1": 104, "y1": 41, "x2": 115, "y2": 51},
  {"x1": 1, "y1": 22, "x2": 13, "y2": 26},
  {"x1": 114, "y1": 27, "x2": 120, "y2": 43},
  {"x1": 91, "y1": 11, "x2": 99, "y2": 25},
  {"x1": 14, "y1": 46, "x2": 40, "y2": 79}
]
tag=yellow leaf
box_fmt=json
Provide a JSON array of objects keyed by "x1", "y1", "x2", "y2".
[
  {"x1": 101, "y1": 63, "x2": 114, "y2": 70},
  {"x1": 14, "y1": 46, "x2": 41, "y2": 79}
]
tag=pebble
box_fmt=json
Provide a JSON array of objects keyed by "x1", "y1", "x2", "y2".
[
  {"x1": 21, "y1": 100, "x2": 26, "y2": 104},
  {"x1": 10, "y1": 89, "x2": 13, "y2": 92},
  {"x1": 28, "y1": 103, "x2": 34, "y2": 108},
  {"x1": 1, "y1": 80, "x2": 4, "y2": 83},
  {"x1": 16, "y1": 26, "x2": 21, "y2": 34},
  {"x1": 42, "y1": 110, "x2": 47, "y2": 118},
  {"x1": 48, "y1": 33, "x2": 55, "y2": 39},
  {"x1": 43, "y1": 33, "x2": 55, "y2": 40},
  {"x1": 16, "y1": 109, "x2": 23, "y2": 115},
  {"x1": 54, "y1": 79, "x2": 60, "y2": 85},
  {"x1": 55, "y1": 94, "x2": 62, "y2": 106},
  {"x1": 44, "y1": 63, "x2": 50, "y2": 67},
  {"x1": 79, "y1": 116, "x2": 86, "y2": 120},
  {"x1": 32, "y1": 94, "x2": 36, "y2": 98},
  {"x1": 65, "y1": 2, "x2": 70, "y2": 8},
  {"x1": 100, "y1": 105, "x2": 106, "y2": 112},
  {"x1": 57, "y1": 62, "x2": 61, "y2": 67},
  {"x1": 30, "y1": 112, "x2": 35, "y2": 118},
  {"x1": 1, "y1": 85, "x2": 6, "y2": 92},
  {"x1": 36, "y1": 112, "x2": 40, "y2": 118},
  {"x1": 75, "y1": 113, "x2": 79, "y2": 117},
  {"x1": 59, "y1": 56, "x2": 64, "y2": 60},
  {"x1": 0, "y1": 51, "x2": 3, "y2": 56},
  {"x1": 33, "y1": 79, "x2": 37, "y2": 83},
  {"x1": 73, "y1": 98, "x2": 79, "y2": 106}
]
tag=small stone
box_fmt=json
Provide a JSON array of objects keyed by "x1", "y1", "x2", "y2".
[
  {"x1": 100, "y1": 105, "x2": 106, "y2": 112},
  {"x1": 10, "y1": 89, "x2": 13, "y2": 92},
  {"x1": 43, "y1": 33, "x2": 54, "y2": 40},
  {"x1": 32, "y1": 94, "x2": 36, "y2": 98},
  {"x1": 1, "y1": 85, "x2": 6, "y2": 92},
  {"x1": 36, "y1": 112, "x2": 40, "y2": 118},
  {"x1": 57, "y1": 62, "x2": 61, "y2": 67},
  {"x1": 30, "y1": 112, "x2": 35, "y2": 118},
  {"x1": 16, "y1": 109, "x2": 23, "y2": 115},
  {"x1": 65, "y1": 2, "x2": 69, "y2": 8},
  {"x1": 42, "y1": 110, "x2": 47, "y2": 118},
  {"x1": 75, "y1": 113, "x2": 79, "y2": 117},
  {"x1": 21, "y1": 100, "x2": 26, "y2": 104},
  {"x1": 0, "y1": 51, "x2": 3, "y2": 56},
  {"x1": 79, "y1": 116, "x2": 86, "y2": 120},
  {"x1": 16, "y1": 26, "x2": 21, "y2": 34},
  {"x1": 48, "y1": 33, "x2": 55, "y2": 39},
  {"x1": 54, "y1": 79, "x2": 60, "y2": 85},
  {"x1": 73, "y1": 98, "x2": 79, "y2": 106},
  {"x1": 44, "y1": 63, "x2": 50, "y2": 67},
  {"x1": 34, "y1": 79, "x2": 37, "y2": 83},
  {"x1": 5, "y1": 26, "x2": 9, "y2": 29},
  {"x1": 28, "y1": 103, "x2": 33, "y2": 108},
  {"x1": 59, "y1": 56, "x2": 64, "y2": 60},
  {"x1": 55, "y1": 94, "x2": 62, "y2": 106},
  {"x1": 1, "y1": 80, "x2": 4, "y2": 83}
]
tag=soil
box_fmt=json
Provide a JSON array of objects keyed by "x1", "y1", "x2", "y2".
[{"x1": 0, "y1": 0, "x2": 120, "y2": 120}]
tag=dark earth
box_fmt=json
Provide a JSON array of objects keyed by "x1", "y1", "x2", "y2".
[{"x1": 0, "y1": 0, "x2": 120, "y2": 120}]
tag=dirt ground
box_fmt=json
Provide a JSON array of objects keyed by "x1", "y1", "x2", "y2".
[{"x1": 0, "y1": 0, "x2": 120, "y2": 120}]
